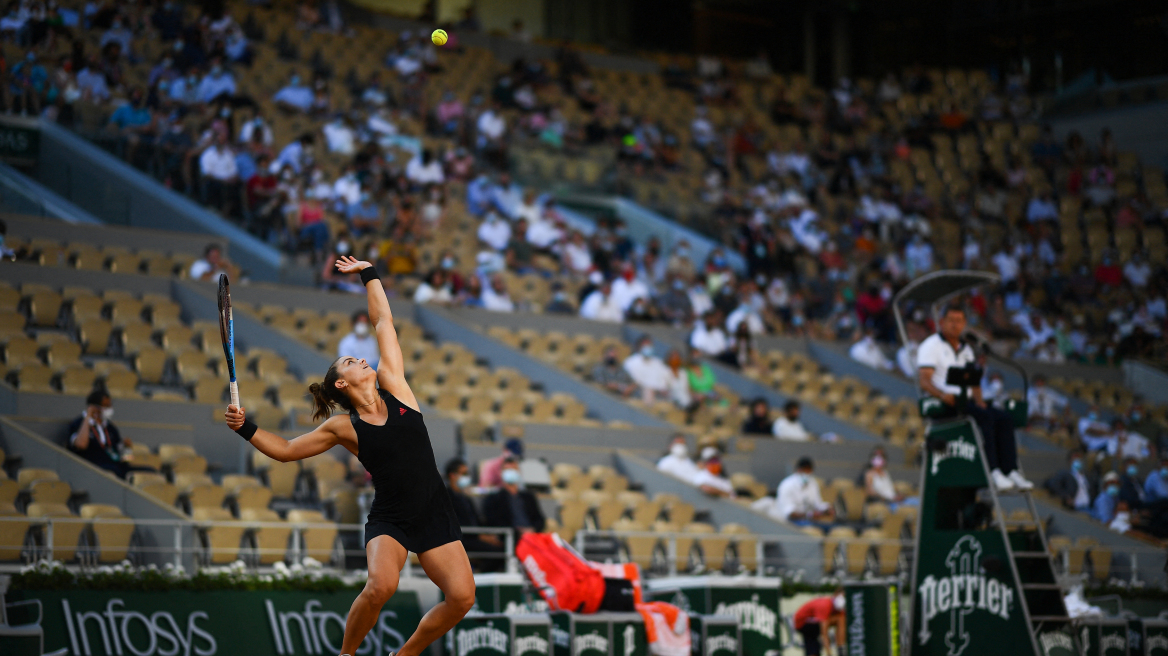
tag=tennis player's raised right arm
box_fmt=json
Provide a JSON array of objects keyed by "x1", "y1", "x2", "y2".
[
  {"x1": 334, "y1": 256, "x2": 418, "y2": 410},
  {"x1": 225, "y1": 405, "x2": 345, "y2": 462}
]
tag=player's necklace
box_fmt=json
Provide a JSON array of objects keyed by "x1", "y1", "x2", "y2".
[{"x1": 354, "y1": 398, "x2": 379, "y2": 409}]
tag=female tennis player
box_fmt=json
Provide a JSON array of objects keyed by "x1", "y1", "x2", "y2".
[{"x1": 224, "y1": 255, "x2": 474, "y2": 656}]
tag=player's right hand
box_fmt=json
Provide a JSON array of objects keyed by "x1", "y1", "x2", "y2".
[{"x1": 225, "y1": 404, "x2": 246, "y2": 430}]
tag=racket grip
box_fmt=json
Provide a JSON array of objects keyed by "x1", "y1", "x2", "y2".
[{"x1": 229, "y1": 381, "x2": 240, "y2": 408}]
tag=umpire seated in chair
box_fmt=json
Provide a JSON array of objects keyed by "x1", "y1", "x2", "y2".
[{"x1": 917, "y1": 305, "x2": 1034, "y2": 492}]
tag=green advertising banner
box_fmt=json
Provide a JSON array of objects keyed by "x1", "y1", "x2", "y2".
[
  {"x1": 0, "y1": 118, "x2": 39, "y2": 163},
  {"x1": 551, "y1": 612, "x2": 612, "y2": 656},
  {"x1": 646, "y1": 578, "x2": 778, "y2": 656},
  {"x1": 844, "y1": 582, "x2": 899, "y2": 656},
  {"x1": 909, "y1": 422, "x2": 1039, "y2": 656},
  {"x1": 1146, "y1": 620, "x2": 1168, "y2": 656},
  {"x1": 688, "y1": 615, "x2": 740, "y2": 656},
  {"x1": 467, "y1": 574, "x2": 547, "y2": 615},
  {"x1": 8, "y1": 589, "x2": 423, "y2": 656},
  {"x1": 445, "y1": 614, "x2": 552, "y2": 656}
]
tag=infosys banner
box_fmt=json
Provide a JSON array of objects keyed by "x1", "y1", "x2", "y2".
[{"x1": 7, "y1": 590, "x2": 423, "y2": 656}]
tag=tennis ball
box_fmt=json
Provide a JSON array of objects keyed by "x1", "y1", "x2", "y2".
[{"x1": 431, "y1": 29, "x2": 448, "y2": 46}]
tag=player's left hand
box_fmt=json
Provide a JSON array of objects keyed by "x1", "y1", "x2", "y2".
[{"x1": 335, "y1": 255, "x2": 372, "y2": 274}]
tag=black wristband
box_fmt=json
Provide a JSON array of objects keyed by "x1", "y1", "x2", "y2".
[
  {"x1": 359, "y1": 266, "x2": 380, "y2": 286},
  {"x1": 235, "y1": 419, "x2": 258, "y2": 441}
]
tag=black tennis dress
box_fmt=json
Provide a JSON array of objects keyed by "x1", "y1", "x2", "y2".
[{"x1": 353, "y1": 389, "x2": 462, "y2": 552}]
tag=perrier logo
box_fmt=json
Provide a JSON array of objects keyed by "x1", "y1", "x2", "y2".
[{"x1": 917, "y1": 536, "x2": 1014, "y2": 656}]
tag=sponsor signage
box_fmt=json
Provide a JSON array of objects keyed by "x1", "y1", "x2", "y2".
[
  {"x1": 646, "y1": 579, "x2": 779, "y2": 656},
  {"x1": 688, "y1": 615, "x2": 740, "y2": 656},
  {"x1": 1145, "y1": 620, "x2": 1168, "y2": 656},
  {"x1": 0, "y1": 117, "x2": 38, "y2": 163},
  {"x1": 8, "y1": 589, "x2": 422, "y2": 656},
  {"x1": 909, "y1": 422, "x2": 1043, "y2": 656},
  {"x1": 844, "y1": 582, "x2": 899, "y2": 656},
  {"x1": 445, "y1": 614, "x2": 552, "y2": 656}
]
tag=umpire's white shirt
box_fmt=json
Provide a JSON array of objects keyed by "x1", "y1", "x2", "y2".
[{"x1": 916, "y1": 333, "x2": 976, "y2": 396}]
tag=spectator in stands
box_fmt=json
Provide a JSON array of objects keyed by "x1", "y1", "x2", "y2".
[
  {"x1": 108, "y1": 87, "x2": 155, "y2": 163},
  {"x1": 663, "y1": 349, "x2": 692, "y2": 410},
  {"x1": 741, "y1": 398, "x2": 773, "y2": 435},
  {"x1": 480, "y1": 439, "x2": 524, "y2": 488},
  {"x1": 1092, "y1": 472, "x2": 1121, "y2": 524},
  {"x1": 793, "y1": 591, "x2": 846, "y2": 656},
  {"x1": 579, "y1": 281, "x2": 624, "y2": 323},
  {"x1": 198, "y1": 58, "x2": 237, "y2": 104},
  {"x1": 68, "y1": 390, "x2": 134, "y2": 478},
  {"x1": 481, "y1": 274, "x2": 515, "y2": 312},
  {"x1": 655, "y1": 276, "x2": 695, "y2": 326},
  {"x1": 1027, "y1": 374, "x2": 1068, "y2": 428},
  {"x1": 863, "y1": 449, "x2": 914, "y2": 510},
  {"x1": 691, "y1": 447, "x2": 734, "y2": 498},
  {"x1": 684, "y1": 348, "x2": 719, "y2": 406},
  {"x1": 1119, "y1": 457, "x2": 1147, "y2": 510},
  {"x1": 444, "y1": 457, "x2": 504, "y2": 569},
  {"x1": 848, "y1": 329, "x2": 894, "y2": 371},
  {"x1": 337, "y1": 310, "x2": 380, "y2": 369},
  {"x1": 199, "y1": 131, "x2": 240, "y2": 216},
  {"x1": 413, "y1": 269, "x2": 453, "y2": 305},
  {"x1": 273, "y1": 72, "x2": 314, "y2": 113},
  {"x1": 623, "y1": 337, "x2": 671, "y2": 404},
  {"x1": 543, "y1": 282, "x2": 576, "y2": 315},
  {"x1": 657, "y1": 434, "x2": 699, "y2": 481},
  {"x1": 482, "y1": 457, "x2": 546, "y2": 540},
  {"x1": 189, "y1": 243, "x2": 235, "y2": 281},
  {"x1": 477, "y1": 211, "x2": 511, "y2": 252},
  {"x1": 773, "y1": 401, "x2": 813, "y2": 442},
  {"x1": 1078, "y1": 406, "x2": 1111, "y2": 452},
  {"x1": 1108, "y1": 419, "x2": 1150, "y2": 461},
  {"x1": 1045, "y1": 451, "x2": 1094, "y2": 512},
  {"x1": 271, "y1": 133, "x2": 315, "y2": 174},
  {"x1": 918, "y1": 305, "x2": 1032, "y2": 492},
  {"x1": 593, "y1": 346, "x2": 638, "y2": 398},
  {"x1": 1144, "y1": 456, "x2": 1168, "y2": 502},
  {"x1": 690, "y1": 310, "x2": 731, "y2": 361},
  {"x1": 772, "y1": 457, "x2": 834, "y2": 530}
]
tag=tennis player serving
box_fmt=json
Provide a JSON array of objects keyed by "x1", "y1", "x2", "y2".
[{"x1": 225, "y1": 256, "x2": 473, "y2": 656}]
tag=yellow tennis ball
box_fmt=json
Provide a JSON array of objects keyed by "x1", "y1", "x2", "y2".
[{"x1": 431, "y1": 29, "x2": 448, "y2": 46}]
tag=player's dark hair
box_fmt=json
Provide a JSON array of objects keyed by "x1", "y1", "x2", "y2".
[{"x1": 308, "y1": 359, "x2": 351, "y2": 421}]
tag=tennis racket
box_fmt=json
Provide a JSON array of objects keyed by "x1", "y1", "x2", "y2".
[{"x1": 216, "y1": 273, "x2": 240, "y2": 408}]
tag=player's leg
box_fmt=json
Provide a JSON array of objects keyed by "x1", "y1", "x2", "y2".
[
  {"x1": 340, "y1": 535, "x2": 408, "y2": 655},
  {"x1": 396, "y1": 541, "x2": 476, "y2": 656}
]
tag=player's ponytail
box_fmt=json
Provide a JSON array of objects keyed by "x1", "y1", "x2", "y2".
[{"x1": 309, "y1": 359, "x2": 351, "y2": 421}]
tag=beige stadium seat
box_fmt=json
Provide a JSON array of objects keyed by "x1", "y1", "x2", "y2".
[
  {"x1": 29, "y1": 479, "x2": 72, "y2": 505},
  {"x1": 78, "y1": 319, "x2": 113, "y2": 355},
  {"x1": 108, "y1": 299, "x2": 146, "y2": 327},
  {"x1": 0, "y1": 309, "x2": 27, "y2": 339},
  {"x1": 107, "y1": 253, "x2": 143, "y2": 274},
  {"x1": 160, "y1": 325, "x2": 196, "y2": 354},
  {"x1": 159, "y1": 444, "x2": 197, "y2": 463},
  {"x1": 614, "y1": 518, "x2": 658, "y2": 568},
  {"x1": 556, "y1": 499, "x2": 589, "y2": 543},
  {"x1": 17, "y1": 364, "x2": 55, "y2": 393},
  {"x1": 44, "y1": 340, "x2": 82, "y2": 369},
  {"x1": 223, "y1": 475, "x2": 273, "y2": 512},
  {"x1": 241, "y1": 508, "x2": 291, "y2": 564},
  {"x1": 130, "y1": 472, "x2": 179, "y2": 507},
  {"x1": 675, "y1": 523, "x2": 715, "y2": 571},
  {"x1": 287, "y1": 509, "x2": 338, "y2": 563},
  {"x1": 104, "y1": 370, "x2": 140, "y2": 398},
  {"x1": 193, "y1": 507, "x2": 246, "y2": 564},
  {"x1": 148, "y1": 301, "x2": 183, "y2": 329},
  {"x1": 135, "y1": 347, "x2": 168, "y2": 384},
  {"x1": 5, "y1": 336, "x2": 41, "y2": 369},
  {"x1": 328, "y1": 487, "x2": 361, "y2": 524},
  {"x1": 169, "y1": 453, "x2": 208, "y2": 477},
  {"x1": 0, "y1": 479, "x2": 18, "y2": 505},
  {"x1": 249, "y1": 404, "x2": 288, "y2": 432},
  {"x1": 27, "y1": 502, "x2": 86, "y2": 561},
  {"x1": 264, "y1": 460, "x2": 301, "y2": 498},
  {"x1": 80, "y1": 504, "x2": 135, "y2": 563},
  {"x1": 192, "y1": 377, "x2": 225, "y2": 403},
  {"x1": 175, "y1": 473, "x2": 227, "y2": 511},
  {"x1": 721, "y1": 524, "x2": 758, "y2": 572},
  {"x1": 120, "y1": 322, "x2": 156, "y2": 354},
  {"x1": 17, "y1": 468, "x2": 59, "y2": 486},
  {"x1": 0, "y1": 501, "x2": 30, "y2": 560},
  {"x1": 631, "y1": 499, "x2": 664, "y2": 526},
  {"x1": 27, "y1": 291, "x2": 63, "y2": 327}
]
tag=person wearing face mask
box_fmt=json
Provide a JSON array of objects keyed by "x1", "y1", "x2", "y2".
[
  {"x1": 1143, "y1": 456, "x2": 1168, "y2": 502},
  {"x1": 1092, "y1": 472, "x2": 1122, "y2": 524},
  {"x1": 657, "y1": 435, "x2": 700, "y2": 481},
  {"x1": 580, "y1": 281, "x2": 624, "y2": 323},
  {"x1": 863, "y1": 448, "x2": 915, "y2": 510},
  {"x1": 68, "y1": 390, "x2": 137, "y2": 478},
  {"x1": 197, "y1": 57, "x2": 236, "y2": 104},
  {"x1": 592, "y1": 345, "x2": 638, "y2": 398},
  {"x1": 1118, "y1": 457, "x2": 1148, "y2": 509},
  {"x1": 1078, "y1": 406, "x2": 1111, "y2": 452},
  {"x1": 273, "y1": 72, "x2": 314, "y2": 113},
  {"x1": 338, "y1": 310, "x2": 380, "y2": 370},
  {"x1": 444, "y1": 457, "x2": 504, "y2": 570},
  {"x1": 100, "y1": 16, "x2": 133, "y2": 59},
  {"x1": 773, "y1": 457, "x2": 834, "y2": 530},
  {"x1": 1045, "y1": 450, "x2": 1095, "y2": 512},
  {"x1": 793, "y1": 589, "x2": 846, "y2": 656},
  {"x1": 1107, "y1": 418, "x2": 1150, "y2": 461},
  {"x1": 623, "y1": 337, "x2": 672, "y2": 404},
  {"x1": 482, "y1": 458, "x2": 545, "y2": 543},
  {"x1": 691, "y1": 447, "x2": 734, "y2": 498},
  {"x1": 655, "y1": 275, "x2": 695, "y2": 326},
  {"x1": 544, "y1": 282, "x2": 576, "y2": 315}
]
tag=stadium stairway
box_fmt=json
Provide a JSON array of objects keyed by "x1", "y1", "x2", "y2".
[{"x1": 0, "y1": 416, "x2": 195, "y2": 569}]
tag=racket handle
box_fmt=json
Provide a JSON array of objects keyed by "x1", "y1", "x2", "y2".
[{"x1": 229, "y1": 381, "x2": 239, "y2": 408}]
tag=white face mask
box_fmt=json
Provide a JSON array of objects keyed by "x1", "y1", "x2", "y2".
[
  {"x1": 501, "y1": 469, "x2": 522, "y2": 486},
  {"x1": 457, "y1": 475, "x2": 472, "y2": 489},
  {"x1": 670, "y1": 443, "x2": 688, "y2": 458},
  {"x1": 101, "y1": 407, "x2": 115, "y2": 422},
  {"x1": 354, "y1": 322, "x2": 370, "y2": 336},
  {"x1": 833, "y1": 595, "x2": 845, "y2": 611}
]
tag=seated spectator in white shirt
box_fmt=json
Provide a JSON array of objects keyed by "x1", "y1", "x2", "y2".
[
  {"x1": 526, "y1": 213, "x2": 563, "y2": 251},
  {"x1": 980, "y1": 371, "x2": 1009, "y2": 407},
  {"x1": 337, "y1": 310, "x2": 381, "y2": 369},
  {"x1": 1078, "y1": 407, "x2": 1111, "y2": 452},
  {"x1": 849, "y1": 330, "x2": 894, "y2": 371},
  {"x1": 197, "y1": 59, "x2": 237, "y2": 104},
  {"x1": 610, "y1": 263, "x2": 650, "y2": 312},
  {"x1": 561, "y1": 232, "x2": 592, "y2": 273},
  {"x1": 477, "y1": 212, "x2": 511, "y2": 251},
  {"x1": 273, "y1": 73, "x2": 314, "y2": 113},
  {"x1": 413, "y1": 269, "x2": 453, "y2": 304},
  {"x1": 773, "y1": 401, "x2": 814, "y2": 441},
  {"x1": 1026, "y1": 191, "x2": 1058, "y2": 223},
  {"x1": 656, "y1": 435, "x2": 700, "y2": 482},
  {"x1": 1124, "y1": 254, "x2": 1152, "y2": 288},
  {"x1": 623, "y1": 337, "x2": 672, "y2": 404},
  {"x1": 270, "y1": 134, "x2": 314, "y2": 174},
  {"x1": 188, "y1": 243, "x2": 235, "y2": 281},
  {"x1": 1027, "y1": 374, "x2": 1068, "y2": 426},
  {"x1": 690, "y1": 311, "x2": 730, "y2": 358},
  {"x1": 239, "y1": 113, "x2": 273, "y2": 147},
  {"x1": 481, "y1": 275, "x2": 515, "y2": 313},
  {"x1": 691, "y1": 447, "x2": 734, "y2": 498},
  {"x1": 1108, "y1": 419, "x2": 1150, "y2": 461},
  {"x1": 663, "y1": 349, "x2": 693, "y2": 409},
  {"x1": 771, "y1": 457, "x2": 834, "y2": 530},
  {"x1": 406, "y1": 149, "x2": 446, "y2": 185},
  {"x1": 579, "y1": 282, "x2": 624, "y2": 323}
]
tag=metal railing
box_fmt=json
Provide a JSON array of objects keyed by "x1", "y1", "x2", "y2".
[{"x1": 0, "y1": 515, "x2": 516, "y2": 575}]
